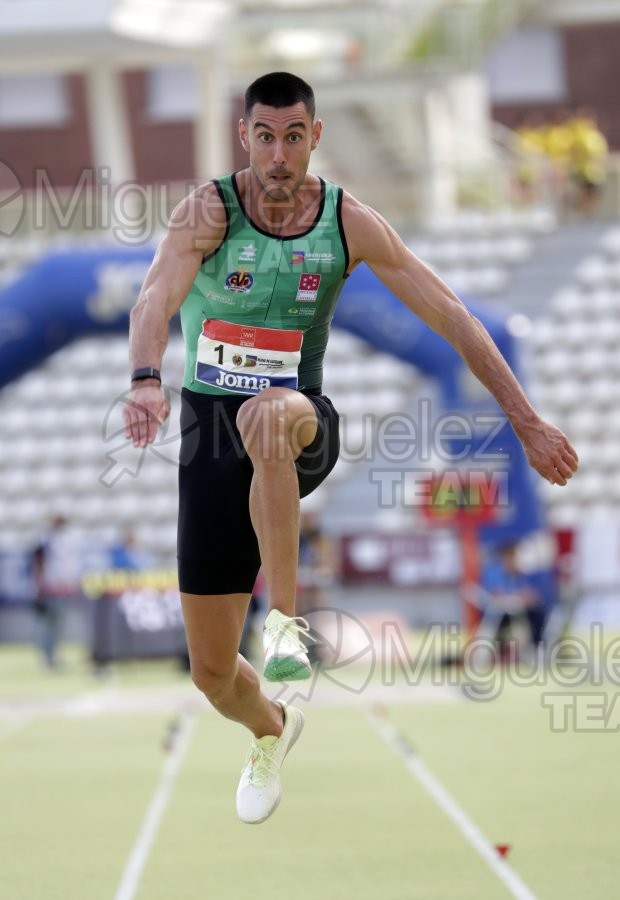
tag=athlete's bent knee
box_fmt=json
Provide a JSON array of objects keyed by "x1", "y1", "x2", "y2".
[
  {"x1": 236, "y1": 392, "x2": 287, "y2": 458},
  {"x1": 190, "y1": 659, "x2": 235, "y2": 705}
]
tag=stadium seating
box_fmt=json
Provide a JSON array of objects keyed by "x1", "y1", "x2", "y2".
[
  {"x1": 2, "y1": 207, "x2": 616, "y2": 558},
  {"x1": 530, "y1": 221, "x2": 620, "y2": 525},
  {"x1": 407, "y1": 206, "x2": 559, "y2": 299},
  {"x1": 0, "y1": 325, "x2": 416, "y2": 561}
]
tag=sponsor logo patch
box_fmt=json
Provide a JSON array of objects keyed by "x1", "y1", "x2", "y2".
[
  {"x1": 238, "y1": 243, "x2": 257, "y2": 264},
  {"x1": 305, "y1": 252, "x2": 336, "y2": 262},
  {"x1": 206, "y1": 290, "x2": 234, "y2": 306},
  {"x1": 240, "y1": 327, "x2": 257, "y2": 347},
  {"x1": 291, "y1": 251, "x2": 305, "y2": 264},
  {"x1": 296, "y1": 273, "x2": 321, "y2": 302},
  {"x1": 215, "y1": 370, "x2": 271, "y2": 392}
]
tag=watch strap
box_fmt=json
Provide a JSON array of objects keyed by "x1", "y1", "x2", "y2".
[{"x1": 131, "y1": 367, "x2": 161, "y2": 383}]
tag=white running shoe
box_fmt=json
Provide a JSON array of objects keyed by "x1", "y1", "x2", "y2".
[
  {"x1": 236, "y1": 702, "x2": 305, "y2": 824},
  {"x1": 263, "y1": 609, "x2": 313, "y2": 682}
]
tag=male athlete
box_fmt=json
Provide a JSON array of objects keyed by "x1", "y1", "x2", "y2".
[{"x1": 124, "y1": 72, "x2": 578, "y2": 824}]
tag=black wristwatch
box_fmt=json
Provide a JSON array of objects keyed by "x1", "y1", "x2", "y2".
[{"x1": 131, "y1": 367, "x2": 161, "y2": 383}]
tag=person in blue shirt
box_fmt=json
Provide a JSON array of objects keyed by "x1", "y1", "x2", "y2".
[
  {"x1": 478, "y1": 540, "x2": 542, "y2": 656},
  {"x1": 109, "y1": 530, "x2": 154, "y2": 571}
]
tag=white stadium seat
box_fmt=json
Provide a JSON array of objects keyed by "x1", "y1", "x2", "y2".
[
  {"x1": 548, "y1": 504, "x2": 583, "y2": 528},
  {"x1": 563, "y1": 319, "x2": 590, "y2": 350},
  {"x1": 573, "y1": 348, "x2": 606, "y2": 379},
  {"x1": 533, "y1": 346, "x2": 571, "y2": 380},
  {"x1": 549, "y1": 287, "x2": 583, "y2": 322},
  {"x1": 598, "y1": 442, "x2": 619, "y2": 471},
  {"x1": 566, "y1": 410, "x2": 601, "y2": 439},
  {"x1": 588, "y1": 288, "x2": 619, "y2": 318},
  {"x1": 601, "y1": 226, "x2": 620, "y2": 258},
  {"x1": 470, "y1": 266, "x2": 509, "y2": 294},
  {"x1": 575, "y1": 255, "x2": 610, "y2": 289},
  {"x1": 589, "y1": 377, "x2": 617, "y2": 409},
  {"x1": 495, "y1": 235, "x2": 532, "y2": 265},
  {"x1": 530, "y1": 318, "x2": 557, "y2": 351}
]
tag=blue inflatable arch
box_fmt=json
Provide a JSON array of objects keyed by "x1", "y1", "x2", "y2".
[{"x1": 0, "y1": 248, "x2": 543, "y2": 541}]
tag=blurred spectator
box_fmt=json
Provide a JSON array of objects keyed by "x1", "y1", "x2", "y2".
[
  {"x1": 238, "y1": 571, "x2": 265, "y2": 663},
  {"x1": 297, "y1": 513, "x2": 335, "y2": 615},
  {"x1": 567, "y1": 109, "x2": 609, "y2": 215},
  {"x1": 542, "y1": 109, "x2": 575, "y2": 173},
  {"x1": 235, "y1": 516, "x2": 336, "y2": 664},
  {"x1": 476, "y1": 540, "x2": 544, "y2": 660},
  {"x1": 109, "y1": 529, "x2": 154, "y2": 571},
  {"x1": 514, "y1": 109, "x2": 608, "y2": 215},
  {"x1": 31, "y1": 514, "x2": 81, "y2": 669},
  {"x1": 297, "y1": 513, "x2": 336, "y2": 665},
  {"x1": 515, "y1": 112, "x2": 548, "y2": 204}
]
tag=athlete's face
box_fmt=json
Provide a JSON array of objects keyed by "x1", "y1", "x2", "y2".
[{"x1": 239, "y1": 102, "x2": 322, "y2": 201}]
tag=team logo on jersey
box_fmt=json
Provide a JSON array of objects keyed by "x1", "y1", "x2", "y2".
[
  {"x1": 232, "y1": 354, "x2": 243, "y2": 366},
  {"x1": 296, "y1": 273, "x2": 321, "y2": 302},
  {"x1": 291, "y1": 251, "x2": 305, "y2": 264},
  {"x1": 225, "y1": 271, "x2": 254, "y2": 293}
]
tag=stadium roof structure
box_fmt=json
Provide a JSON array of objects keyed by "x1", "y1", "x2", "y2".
[
  {"x1": 0, "y1": 0, "x2": 437, "y2": 66},
  {"x1": 0, "y1": 0, "x2": 446, "y2": 184},
  {"x1": 0, "y1": 0, "x2": 620, "y2": 221}
]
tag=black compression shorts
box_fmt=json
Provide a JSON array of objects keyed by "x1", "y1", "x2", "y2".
[{"x1": 177, "y1": 387, "x2": 340, "y2": 595}]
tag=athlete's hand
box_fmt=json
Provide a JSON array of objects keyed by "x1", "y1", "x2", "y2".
[
  {"x1": 517, "y1": 418, "x2": 578, "y2": 486},
  {"x1": 123, "y1": 383, "x2": 171, "y2": 449}
]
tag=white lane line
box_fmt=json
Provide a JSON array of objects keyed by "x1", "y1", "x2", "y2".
[
  {"x1": 0, "y1": 714, "x2": 33, "y2": 743},
  {"x1": 365, "y1": 708, "x2": 539, "y2": 900},
  {"x1": 0, "y1": 686, "x2": 115, "y2": 742},
  {"x1": 114, "y1": 713, "x2": 197, "y2": 900},
  {"x1": 63, "y1": 687, "x2": 119, "y2": 717}
]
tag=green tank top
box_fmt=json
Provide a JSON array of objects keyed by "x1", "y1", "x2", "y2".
[{"x1": 180, "y1": 173, "x2": 349, "y2": 395}]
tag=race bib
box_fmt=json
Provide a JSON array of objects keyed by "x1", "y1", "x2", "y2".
[{"x1": 196, "y1": 319, "x2": 304, "y2": 395}]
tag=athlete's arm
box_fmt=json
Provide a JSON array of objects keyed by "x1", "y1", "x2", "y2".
[
  {"x1": 124, "y1": 183, "x2": 227, "y2": 448},
  {"x1": 341, "y1": 194, "x2": 578, "y2": 485}
]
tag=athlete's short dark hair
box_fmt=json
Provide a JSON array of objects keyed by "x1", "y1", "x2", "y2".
[{"x1": 244, "y1": 72, "x2": 315, "y2": 119}]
